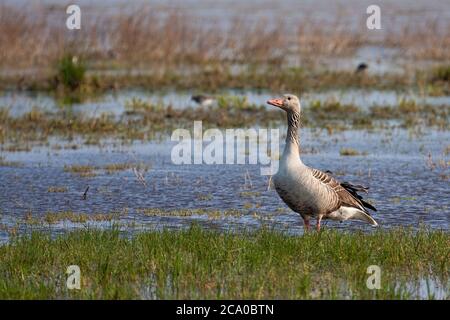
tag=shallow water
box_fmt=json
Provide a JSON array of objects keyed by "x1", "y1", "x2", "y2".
[
  {"x1": 1, "y1": 89, "x2": 449, "y2": 118},
  {"x1": 395, "y1": 277, "x2": 449, "y2": 300},
  {"x1": 0, "y1": 126, "x2": 449, "y2": 243}
]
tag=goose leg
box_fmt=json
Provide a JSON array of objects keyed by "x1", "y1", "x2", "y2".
[
  {"x1": 316, "y1": 215, "x2": 323, "y2": 232},
  {"x1": 303, "y1": 216, "x2": 311, "y2": 231}
]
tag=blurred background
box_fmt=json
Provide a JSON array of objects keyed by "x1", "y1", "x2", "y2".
[{"x1": 1, "y1": 0, "x2": 449, "y2": 83}]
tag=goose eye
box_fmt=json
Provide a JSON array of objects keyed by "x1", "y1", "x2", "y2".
[{"x1": 287, "y1": 97, "x2": 291, "y2": 100}]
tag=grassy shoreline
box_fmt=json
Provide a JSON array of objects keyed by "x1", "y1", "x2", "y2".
[{"x1": 0, "y1": 226, "x2": 448, "y2": 299}]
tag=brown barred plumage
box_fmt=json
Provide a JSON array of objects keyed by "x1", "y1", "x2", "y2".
[{"x1": 268, "y1": 94, "x2": 378, "y2": 231}]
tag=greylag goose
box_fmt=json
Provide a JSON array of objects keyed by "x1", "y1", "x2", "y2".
[
  {"x1": 191, "y1": 95, "x2": 215, "y2": 107},
  {"x1": 267, "y1": 94, "x2": 378, "y2": 231}
]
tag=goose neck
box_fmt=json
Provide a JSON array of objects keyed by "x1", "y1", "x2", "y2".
[{"x1": 286, "y1": 110, "x2": 300, "y2": 152}]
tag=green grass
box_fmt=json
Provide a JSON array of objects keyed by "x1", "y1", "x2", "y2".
[
  {"x1": 0, "y1": 226, "x2": 447, "y2": 299},
  {"x1": 57, "y1": 54, "x2": 86, "y2": 91}
]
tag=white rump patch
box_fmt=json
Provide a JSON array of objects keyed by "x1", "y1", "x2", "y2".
[{"x1": 328, "y1": 206, "x2": 378, "y2": 226}]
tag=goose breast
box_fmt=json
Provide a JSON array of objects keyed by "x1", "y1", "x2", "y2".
[{"x1": 273, "y1": 164, "x2": 339, "y2": 217}]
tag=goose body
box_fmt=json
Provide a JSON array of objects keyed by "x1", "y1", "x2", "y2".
[
  {"x1": 355, "y1": 62, "x2": 368, "y2": 73},
  {"x1": 268, "y1": 94, "x2": 378, "y2": 231},
  {"x1": 191, "y1": 95, "x2": 215, "y2": 107}
]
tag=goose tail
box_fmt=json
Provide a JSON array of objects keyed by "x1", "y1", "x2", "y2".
[
  {"x1": 354, "y1": 210, "x2": 378, "y2": 226},
  {"x1": 338, "y1": 206, "x2": 378, "y2": 226}
]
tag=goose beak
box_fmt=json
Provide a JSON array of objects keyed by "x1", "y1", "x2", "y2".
[{"x1": 267, "y1": 98, "x2": 284, "y2": 108}]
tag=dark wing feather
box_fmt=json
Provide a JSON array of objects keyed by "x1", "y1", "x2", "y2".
[
  {"x1": 341, "y1": 182, "x2": 368, "y2": 194},
  {"x1": 310, "y1": 168, "x2": 376, "y2": 214},
  {"x1": 341, "y1": 182, "x2": 376, "y2": 211}
]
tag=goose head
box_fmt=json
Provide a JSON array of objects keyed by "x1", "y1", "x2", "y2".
[{"x1": 267, "y1": 94, "x2": 301, "y2": 113}]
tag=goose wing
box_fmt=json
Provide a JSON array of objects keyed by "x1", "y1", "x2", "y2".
[{"x1": 310, "y1": 168, "x2": 376, "y2": 214}]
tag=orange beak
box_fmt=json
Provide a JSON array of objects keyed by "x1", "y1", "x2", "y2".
[{"x1": 267, "y1": 98, "x2": 284, "y2": 108}]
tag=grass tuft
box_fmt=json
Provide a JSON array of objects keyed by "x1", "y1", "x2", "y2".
[
  {"x1": 340, "y1": 148, "x2": 366, "y2": 156},
  {"x1": 432, "y1": 65, "x2": 450, "y2": 82},
  {"x1": 57, "y1": 54, "x2": 86, "y2": 91}
]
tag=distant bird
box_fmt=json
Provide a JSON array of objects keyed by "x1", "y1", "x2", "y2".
[
  {"x1": 355, "y1": 63, "x2": 368, "y2": 74},
  {"x1": 267, "y1": 94, "x2": 378, "y2": 232},
  {"x1": 191, "y1": 95, "x2": 215, "y2": 107}
]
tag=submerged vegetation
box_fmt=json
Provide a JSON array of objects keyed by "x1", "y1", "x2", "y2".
[
  {"x1": 0, "y1": 226, "x2": 447, "y2": 299},
  {"x1": 339, "y1": 148, "x2": 366, "y2": 156},
  {"x1": 43, "y1": 211, "x2": 120, "y2": 224},
  {"x1": 62, "y1": 163, "x2": 150, "y2": 177}
]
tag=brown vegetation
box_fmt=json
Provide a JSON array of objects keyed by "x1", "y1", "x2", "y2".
[{"x1": 1, "y1": 4, "x2": 448, "y2": 73}]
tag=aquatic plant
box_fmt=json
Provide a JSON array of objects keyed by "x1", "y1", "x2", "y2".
[
  {"x1": 64, "y1": 165, "x2": 97, "y2": 177},
  {"x1": 56, "y1": 54, "x2": 86, "y2": 91},
  {"x1": 217, "y1": 95, "x2": 252, "y2": 110},
  {"x1": 432, "y1": 65, "x2": 450, "y2": 82},
  {"x1": 42, "y1": 211, "x2": 119, "y2": 224},
  {"x1": 47, "y1": 186, "x2": 68, "y2": 193},
  {"x1": 340, "y1": 148, "x2": 366, "y2": 156}
]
